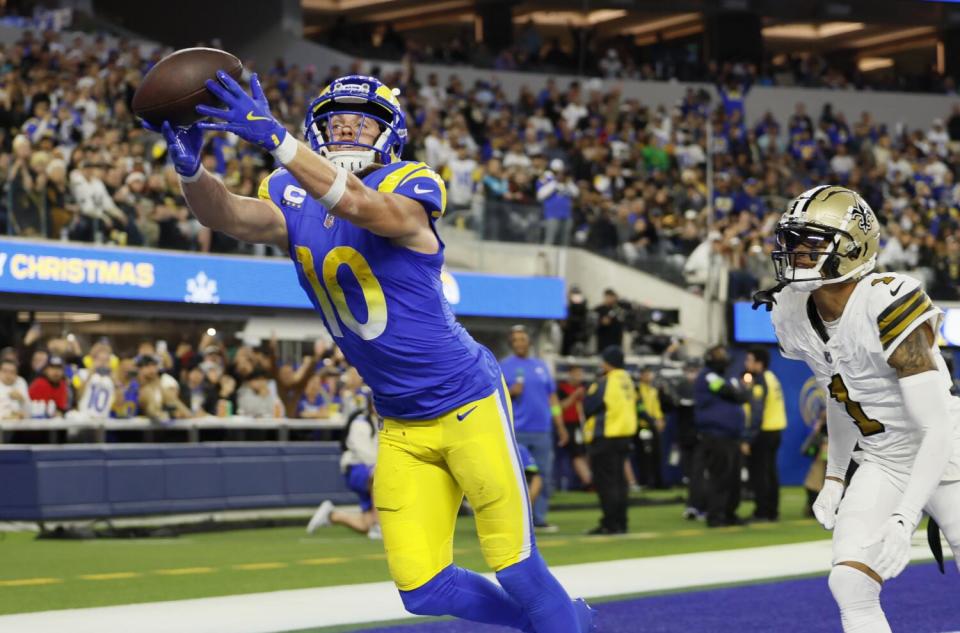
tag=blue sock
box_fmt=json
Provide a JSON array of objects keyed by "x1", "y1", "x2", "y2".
[
  {"x1": 399, "y1": 564, "x2": 533, "y2": 631},
  {"x1": 497, "y1": 548, "x2": 580, "y2": 633}
]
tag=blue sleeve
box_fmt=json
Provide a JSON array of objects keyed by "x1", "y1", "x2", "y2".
[
  {"x1": 390, "y1": 166, "x2": 447, "y2": 221},
  {"x1": 258, "y1": 168, "x2": 298, "y2": 244}
]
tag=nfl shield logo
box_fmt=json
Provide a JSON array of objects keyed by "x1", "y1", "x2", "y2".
[
  {"x1": 824, "y1": 351, "x2": 832, "y2": 363},
  {"x1": 324, "y1": 214, "x2": 335, "y2": 229}
]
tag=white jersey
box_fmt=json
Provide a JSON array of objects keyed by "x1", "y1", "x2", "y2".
[
  {"x1": 771, "y1": 271, "x2": 960, "y2": 478},
  {"x1": 77, "y1": 372, "x2": 116, "y2": 419}
]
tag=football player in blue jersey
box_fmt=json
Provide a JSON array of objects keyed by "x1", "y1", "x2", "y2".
[{"x1": 145, "y1": 71, "x2": 593, "y2": 632}]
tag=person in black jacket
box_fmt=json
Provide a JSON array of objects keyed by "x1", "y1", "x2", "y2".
[{"x1": 693, "y1": 345, "x2": 750, "y2": 527}]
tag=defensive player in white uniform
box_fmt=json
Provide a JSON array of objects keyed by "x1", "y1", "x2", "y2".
[{"x1": 755, "y1": 185, "x2": 960, "y2": 632}]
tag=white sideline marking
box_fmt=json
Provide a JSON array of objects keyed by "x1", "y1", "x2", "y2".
[{"x1": 0, "y1": 540, "x2": 944, "y2": 633}]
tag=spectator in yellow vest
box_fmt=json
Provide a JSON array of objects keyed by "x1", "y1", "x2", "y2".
[{"x1": 744, "y1": 346, "x2": 788, "y2": 522}]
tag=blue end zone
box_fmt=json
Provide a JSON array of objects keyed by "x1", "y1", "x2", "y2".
[{"x1": 356, "y1": 562, "x2": 959, "y2": 632}]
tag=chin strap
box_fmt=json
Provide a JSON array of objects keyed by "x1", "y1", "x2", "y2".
[{"x1": 751, "y1": 280, "x2": 788, "y2": 312}]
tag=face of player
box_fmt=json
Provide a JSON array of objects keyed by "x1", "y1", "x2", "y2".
[
  {"x1": 778, "y1": 229, "x2": 829, "y2": 269},
  {"x1": 328, "y1": 113, "x2": 381, "y2": 150}
]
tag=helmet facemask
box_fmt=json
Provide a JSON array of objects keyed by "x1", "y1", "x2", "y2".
[
  {"x1": 773, "y1": 221, "x2": 875, "y2": 292},
  {"x1": 305, "y1": 99, "x2": 404, "y2": 173}
]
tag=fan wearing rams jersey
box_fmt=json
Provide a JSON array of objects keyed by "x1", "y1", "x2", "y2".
[
  {"x1": 146, "y1": 73, "x2": 593, "y2": 632},
  {"x1": 755, "y1": 185, "x2": 960, "y2": 632}
]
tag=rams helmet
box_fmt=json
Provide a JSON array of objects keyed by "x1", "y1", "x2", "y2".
[
  {"x1": 304, "y1": 75, "x2": 407, "y2": 172},
  {"x1": 772, "y1": 185, "x2": 880, "y2": 291}
]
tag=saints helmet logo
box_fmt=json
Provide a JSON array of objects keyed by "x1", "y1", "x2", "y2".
[{"x1": 850, "y1": 203, "x2": 872, "y2": 234}]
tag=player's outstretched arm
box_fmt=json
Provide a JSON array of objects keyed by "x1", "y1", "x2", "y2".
[
  {"x1": 195, "y1": 72, "x2": 430, "y2": 243},
  {"x1": 153, "y1": 120, "x2": 287, "y2": 249}
]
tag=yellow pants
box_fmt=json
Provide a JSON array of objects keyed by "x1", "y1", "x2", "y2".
[{"x1": 373, "y1": 382, "x2": 534, "y2": 591}]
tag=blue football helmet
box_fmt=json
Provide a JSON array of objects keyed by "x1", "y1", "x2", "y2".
[{"x1": 304, "y1": 75, "x2": 407, "y2": 172}]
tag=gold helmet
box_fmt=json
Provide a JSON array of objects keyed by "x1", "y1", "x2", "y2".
[{"x1": 773, "y1": 185, "x2": 880, "y2": 291}]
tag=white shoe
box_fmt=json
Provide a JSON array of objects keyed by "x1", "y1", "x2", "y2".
[
  {"x1": 306, "y1": 500, "x2": 335, "y2": 534},
  {"x1": 367, "y1": 523, "x2": 383, "y2": 540}
]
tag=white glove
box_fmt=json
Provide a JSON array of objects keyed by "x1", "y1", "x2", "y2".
[
  {"x1": 862, "y1": 514, "x2": 914, "y2": 580},
  {"x1": 812, "y1": 478, "x2": 845, "y2": 530}
]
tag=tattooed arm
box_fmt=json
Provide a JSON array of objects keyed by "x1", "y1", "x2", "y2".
[{"x1": 887, "y1": 323, "x2": 937, "y2": 378}]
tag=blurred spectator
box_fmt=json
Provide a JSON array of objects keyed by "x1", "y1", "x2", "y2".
[
  {"x1": 693, "y1": 345, "x2": 749, "y2": 528},
  {"x1": 556, "y1": 365, "x2": 591, "y2": 489},
  {"x1": 0, "y1": 358, "x2": 29, "y2": 419},
  {"x1": 744, "y1": 346, "x2": 787, "y2": 522},
  {"x1": 632, "y1": 365, "x2": 665, "y2": 490},
  {"x1": 134, "y1": 355, "x2": 188, "y2": 422},
  {"x1": 237, "y1": 368, "x2": 283, "y2": 418},
  {"x1": 593, "y1": 288, "x2": 626, "y2": 352},
  {"x1": 560, "y1": 286, "x2": 590, "y2": 356},
  {"x1": 538, "y1": 158, "x2": 577, "y2": 246},
  {"x1": 179, "y1": 361, "x2": 218, "y2": 416},
  {"x1": 74, "y1": 344, "x2": 116, "y2": 419},
  {"x1": 297, "y1": 373, "x2": 329, "y2": 419},
  {"x1": 7, "y1": 134, "x2": 44, "y2": 235},
  {"x1": 28, "y1": 355, "x2": 68, "y2": 418},
  {"x1": 583, "y1": 346, "x2": 637, "y2": 535},
  {"x1": 500, "y1": 325, "x2": 568, "y2": 532}
]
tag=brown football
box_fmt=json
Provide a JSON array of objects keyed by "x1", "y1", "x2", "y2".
[{"x1": 132, "y1": 47, "x2": 243, "y2": 128}]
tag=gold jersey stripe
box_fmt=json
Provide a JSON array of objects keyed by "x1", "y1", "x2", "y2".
[
  {"x1": 877, "y1": 287, "x2": 924, "y2": 330},
  {"x1": 881, "y1": 296, "x2": 934, "y2": 348},
  {"x1": 378, "y1": 162, "x2": 426, "y2": 194}
]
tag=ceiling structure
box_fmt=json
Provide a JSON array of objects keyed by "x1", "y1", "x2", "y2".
[{"x1": 299, "y1": 0, "x2": 958, "y2": 71}]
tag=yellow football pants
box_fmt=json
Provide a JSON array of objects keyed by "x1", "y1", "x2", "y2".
[{"x1": 373, "y1": 382, "x2": 534, "y2": 591}]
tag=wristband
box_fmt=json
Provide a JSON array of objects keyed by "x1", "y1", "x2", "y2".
[
  {"x1": 319, "y1": 164, "x2": 348, "y2": 210},
  {"x1": 271, "y1": 132, "x2": 298, "y2": 165},
  {"x1": 179, "y1": 165, "x2": 203, "y2": 184},
  {"x1": 825, "y1": 476, "x2": 845, "y2": 485}
]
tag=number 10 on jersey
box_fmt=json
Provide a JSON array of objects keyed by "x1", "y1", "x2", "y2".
[{"x1": 295, "y1": 245, "x2": 388, "y2": 341}]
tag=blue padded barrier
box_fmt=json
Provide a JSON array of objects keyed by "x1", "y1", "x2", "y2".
[{"x1": 0, "y1": 443, "x2": 355, "y2": 521}]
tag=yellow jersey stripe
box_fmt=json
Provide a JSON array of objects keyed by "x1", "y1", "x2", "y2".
[
  {"x1": 378, "y1": 162, "x2": 426, "y2": 194},
  {"x1": 877, "y1": 287, "x2": 924, "y2": 331},
  {"x1": 881, "y1": 297, "x2": 934, "y2": 348},
  {"x1": 258, "y1": 168, "x2": 283, "y2": 201}
]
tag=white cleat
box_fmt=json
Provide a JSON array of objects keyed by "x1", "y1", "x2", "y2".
[
  {"x1": 367, "y1": 523, "x2": 383, "y2": 540},
  {"x1": 306, "y1": 500, "x2": 335, "y2": 535}
]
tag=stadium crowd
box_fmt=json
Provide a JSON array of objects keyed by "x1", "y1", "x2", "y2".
[
  {"x1": 2, "y1": 28, "x2": 960, "y2": 304},
  {"x1": 0, "y1": 325, "x2": 369, "y2": 422}
]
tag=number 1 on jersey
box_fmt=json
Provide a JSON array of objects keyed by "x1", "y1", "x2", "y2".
[{"x1": 829, "y1": 374, "x2": 885, "y2": 436}]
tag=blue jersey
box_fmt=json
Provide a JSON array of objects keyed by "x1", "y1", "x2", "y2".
[
  {"x1": 499, "y1": 355, "x2": 555, "y2": 433},
  {"x1": 259, "y1": 160, "x2": 501, "y2": 420}
]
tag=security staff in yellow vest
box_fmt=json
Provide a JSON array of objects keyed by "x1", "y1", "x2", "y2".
[
  {"x1": 744, "y1": 346, "x2": 788, "y2": 522},
  {"x1": 583, "y1": 346, "x2": 638, "y2": 535}
]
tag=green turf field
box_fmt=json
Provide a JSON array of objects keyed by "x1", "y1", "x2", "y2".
[{"x1": 0, "y1": 488, "x2": 828, "y2": 615}]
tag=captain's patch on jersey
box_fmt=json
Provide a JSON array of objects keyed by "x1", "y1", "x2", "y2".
[
  {"x1": 282, "y1": 184, "x2": 307, "y2": 209},
  {"x1": 877, "y1": 286, "x2": 934, "y2": 350}
]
